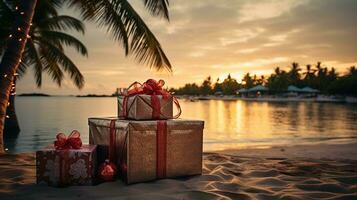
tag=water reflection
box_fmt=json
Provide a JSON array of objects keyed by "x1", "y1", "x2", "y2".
[{"x1": 5, "y1": 97, "x2": 357, "y2": 153}]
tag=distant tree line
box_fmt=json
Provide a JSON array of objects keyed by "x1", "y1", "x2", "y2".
[{"x1": 169, "y1": 62, "x2": 357, "y2": 96}]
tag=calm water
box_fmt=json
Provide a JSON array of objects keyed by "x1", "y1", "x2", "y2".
[{"x1": 5, "y1": 97, "x2": 357, "y2": 153}]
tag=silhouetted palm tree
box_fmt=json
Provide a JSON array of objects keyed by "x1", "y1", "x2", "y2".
[
  {"x1": 288, "y1": 62, "x2": 301, "y2": 86},
  {"x1": 274, "y1": 67, "x2": 282, "y2": 75},
  {"x1": 348, "y1": 66, "x2": 356, "y2": 76},
  {"x1": 1, "y1": 1, "x2": 87, "y2": 135},
  {"x1": 0, "y1": 0, "x2": 171, "y2": 153}
]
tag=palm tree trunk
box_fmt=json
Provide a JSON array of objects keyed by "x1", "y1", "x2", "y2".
[
  {"x1": 4, "y1": 77, "x2": 20, "y2": 136},
  {"x1": 0, "y1": 0, "x2": 37, "y2": 154}
]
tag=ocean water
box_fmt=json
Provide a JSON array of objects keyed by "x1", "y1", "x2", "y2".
[{"x1": 4, "y1": 96, "x2": 357, "y2": 153}]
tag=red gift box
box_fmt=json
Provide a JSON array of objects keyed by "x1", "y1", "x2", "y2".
[{"x1": 36, "y1": 144, "x2": 97, "y2": 187}]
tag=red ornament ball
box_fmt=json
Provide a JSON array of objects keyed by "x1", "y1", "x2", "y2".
[{"x1": 98, "y1": 159, "x2": 117, "y2": 182}]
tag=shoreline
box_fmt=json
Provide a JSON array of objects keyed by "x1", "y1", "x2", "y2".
[
  {"x1": 1, "y1": 141, "x2": 357, "y2": 199},
  {"x1": 179, "y1": 95, "x2": 357, "y2": 103},
  {"x1": 15, "y1": 95, "x2": 357, "y2": 103}
]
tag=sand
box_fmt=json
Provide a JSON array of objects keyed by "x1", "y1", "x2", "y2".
[{"x1": 1, "y1": 141, "x2": 357, "y2": 200}]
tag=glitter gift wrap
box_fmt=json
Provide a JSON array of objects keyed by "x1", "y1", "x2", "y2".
[
  {"x1": 88, "y1": 117, "x2": 204, "y2": 184},
  {"x1": 118, "y1": 94, "x2": 174, "y2": 120},
  {"x1": 36, "y1": 145, "x2": 97, "y2": 187}
]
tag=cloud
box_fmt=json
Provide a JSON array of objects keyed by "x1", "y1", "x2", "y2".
[
  {"x1": 238, "y1": 0, "x2": 310, "y2": 23},
  {"x1": 220, "y1": 28, "x2": 265, "y2": 46},
  {"x1": 15, "y1": 0, "x2": 357, "y2": 94}
]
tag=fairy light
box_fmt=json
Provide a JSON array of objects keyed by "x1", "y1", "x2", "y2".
[{"x1": 2, "y1": 3, "x2": 26, "y2": 115}]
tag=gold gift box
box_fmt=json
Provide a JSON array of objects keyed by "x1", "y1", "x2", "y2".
[
  {"x1": 117, "y1": 95, "x2": 173, "y2": 120},
  {"x1": 88, "y1": 117, "x2": 204, "y2": 184}
]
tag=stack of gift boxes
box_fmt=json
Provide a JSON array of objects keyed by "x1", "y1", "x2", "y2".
[{"x1": 36, "y1": 79, "x2": 205, "y2": 186}]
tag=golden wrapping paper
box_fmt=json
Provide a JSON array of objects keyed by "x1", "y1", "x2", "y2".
[
  {"x1": 117, "y1": 95, "x2": 173, "y2": 120},
  {"x1": 88, "y1": 117, "x2": 204, "y2": 184}
]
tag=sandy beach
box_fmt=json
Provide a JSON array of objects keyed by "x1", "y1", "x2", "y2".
[{"x1": 1, "y1": 141, "x2": 357, "y2": 200}]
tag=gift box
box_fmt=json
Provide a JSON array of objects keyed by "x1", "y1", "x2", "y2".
[
  {"x1": 36, "y1": 144, "x2": 97, "y2": 187},
  {"x1": 117, "y1": 79, "x2": 181, "y2": 120},
  {"x1": 118, "y1": 94, "x2": 174, "y2": 120},
  {"x1": 88, "y1": 117, "x2": 204, "y2": 184}
]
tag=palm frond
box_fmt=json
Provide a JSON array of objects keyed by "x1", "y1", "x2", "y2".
[
  {"x1": 16, "y1": 61, "x2": 29, "y2": 79},
  {"x1": 142, "y1": 0, "x2": 170, "y2": 20},
  {"x1": 38, "y1": 15, "x2": 85, "y2": 34},
  {"x1": 26, "y1": 40, "x2": 44, "y2": 87},
  {"x1": 37, "y1": 39, "x2": 85, "y2": 89},
  {"x1": 68, "y1": 0, "x2": 129, "y2": 55},
  {"x1": 120, "y1": 0, "x2": 172, "y2": 71},
  {"x1": 38, "y1": 30, "x2": 88, "y2": 56},
  {"x1": 68, "y1": 0, "x2": 172, "y2": 71},
  {"x1": 35, "y1": 0, "x2": 63, "y2": 18},
  {"x1": 42, "y1": 55, "x2": 64, "y2": 87}
]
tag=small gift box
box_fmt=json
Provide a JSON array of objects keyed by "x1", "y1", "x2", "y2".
[
  {"x1": 88, "y1": 117, "x2": 204, "y2": 184},
  {"x1": 36, "y1": 131, "x2": 97, "y2": 187},
  {"x1": 118, "y1": 79, "x2": 181, "y2": 120}
]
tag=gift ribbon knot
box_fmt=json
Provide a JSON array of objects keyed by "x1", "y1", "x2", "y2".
[
  {"x1": 54, "y1": 130, "x2": 82, "y2": 150},
  {"x1": 121, "y1": 79, "x2": 181, "y2": 119}
]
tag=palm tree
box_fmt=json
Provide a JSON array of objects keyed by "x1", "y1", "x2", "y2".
[
  {"x1": 1, "y1": 1, "x2": 87, "y2": 136},
  {"x1": 288, "y1": 62, "x2": 301, "y2": 86},
  {"x1": 0, "y1": 0, "x2": 172, "y2": 153},
  {"x1": 348, "y1": 66, "x2": 356, "y2": 76},
  {"x1": 274, "y1": 67, "x2": 282, "y2": 76},
  {"x1": 242, "y1": 73, "x2": 254, "y2": 89},
  {"x1": 303, "y1": 64, "x2": 316, "y2": 87}
]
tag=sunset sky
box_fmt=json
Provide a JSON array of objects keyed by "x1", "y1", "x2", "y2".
[{"x1": 17, "y1": 0, "x2": 357, "y2": 95}]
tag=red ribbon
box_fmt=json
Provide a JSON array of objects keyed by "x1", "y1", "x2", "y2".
[
  {"x1": 109, "y1": 120, "x2": 117, "y2": 163},
  {"x1": 98, "y1": 120, "x2": 117, "y2": 181},
  {"x1": 156, "y1": 121, "x2": 167, "y2": 179},
  {"x1": 54, "y1": 130, "x2": 82, "y2": 150},
  {"x1": 121, "y1": 79, "x2": 182, "y2": 119}
]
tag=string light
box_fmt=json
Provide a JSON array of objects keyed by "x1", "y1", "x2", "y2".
[{"x1": 2, "y1": 3, "x2": 27, "y2": 114}]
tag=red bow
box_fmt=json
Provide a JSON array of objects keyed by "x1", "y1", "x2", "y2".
[
  {"x1": 123, "y1": 79, "x2": 170, "y2": 97},
  {"x1": 54, "y1": 130, "x2": 82, "y2": 150},
  {"x1": 121, "y1": 79, "x2": 181, "y2": 118}
]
